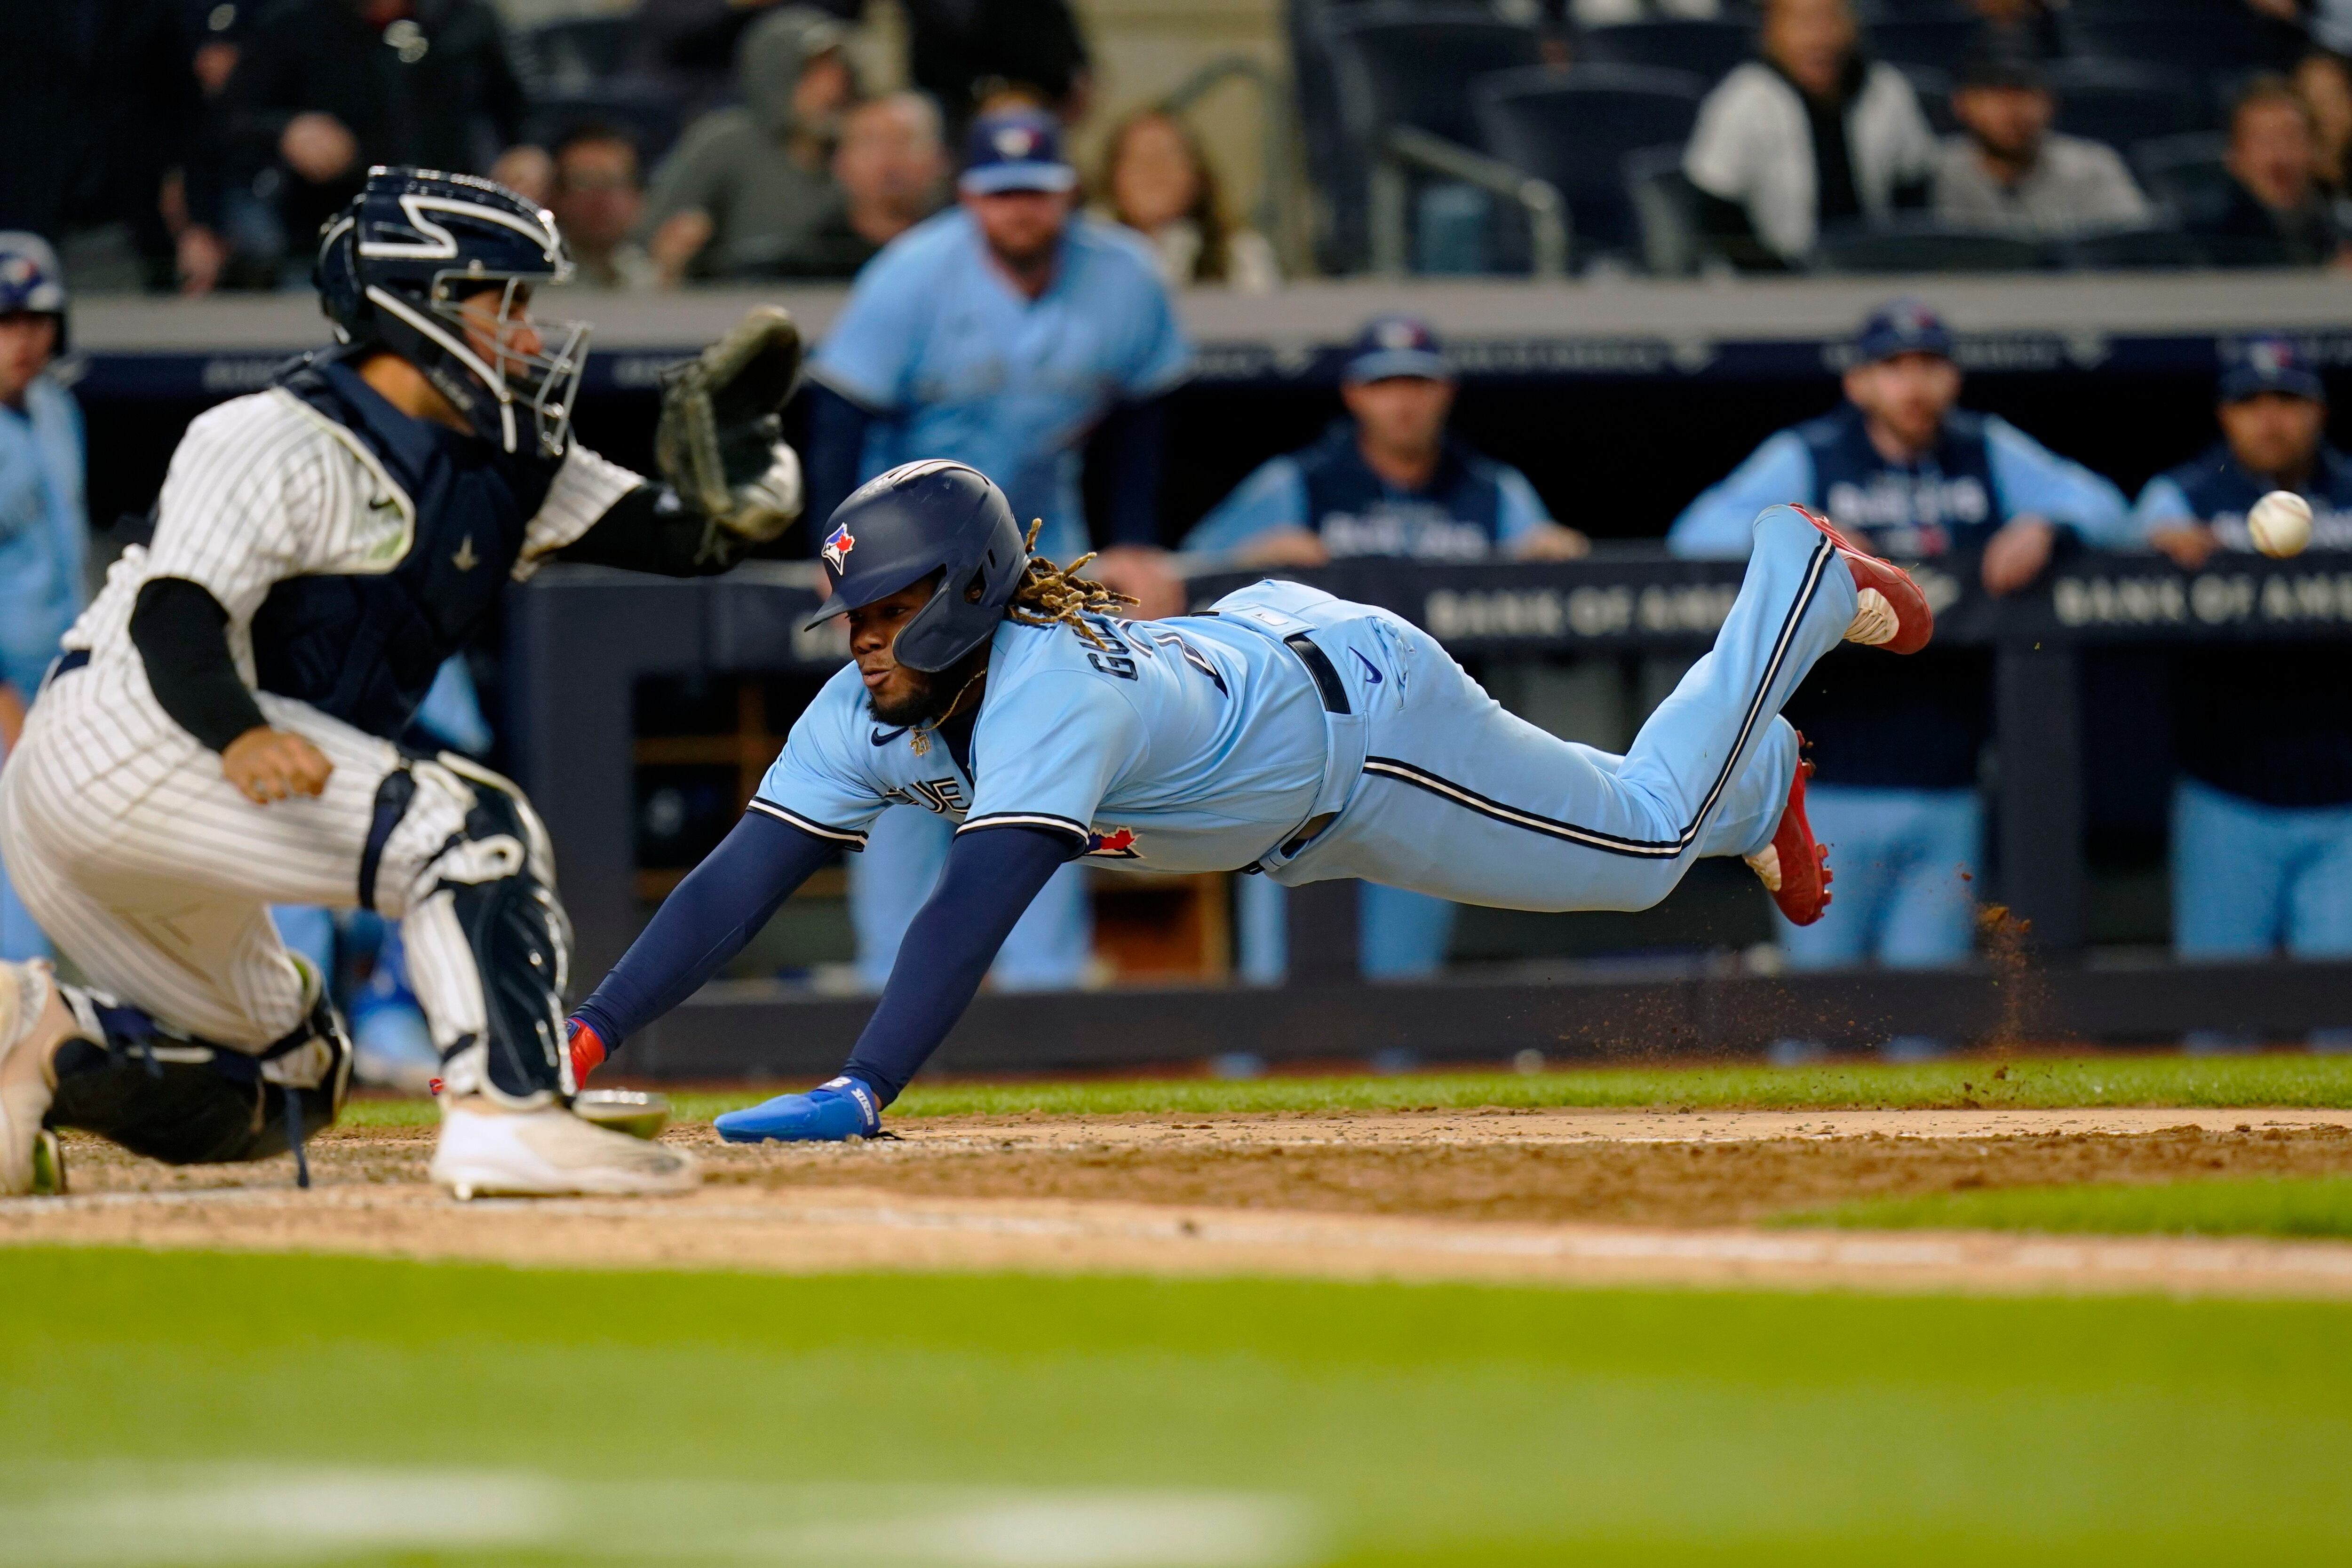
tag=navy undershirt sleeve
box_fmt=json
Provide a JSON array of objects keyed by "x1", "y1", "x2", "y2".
[
  {"x1": 573, "y1": 811, "x2": 834, "y2": 1054},
  {"x1": 803, "y1": 383, "x2": 875, "y2": 531},
  {"x1": 842, "y1": 824, "x2": 1074, "y2": 1104}
]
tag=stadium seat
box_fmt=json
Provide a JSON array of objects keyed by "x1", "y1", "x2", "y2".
[
  {"x1": 1813, "y1": 225, "x2": 2050, "y2": 272},
  {"x1": 511, "y1": 17, "x2": 637, "y2": 99},
  {"x1": 1327, "y1": 5, "x2": 1545, "y2": 153},
  {"x1": 1623, "y1": 143, "x2": 1701, "y2": 276},
  {"x1": 524, "y1": 92, "x2": 686, "y2": 167},
  {"x1": 2063, "y1": 7, "x2": 2302, "y2": 74},
  {"x1": 1865, "y1": 12, "x2": 1979, "y2": 73},
  {"x1": 2131, "y1": 132, "x2": 2234, "y2": 226},
  {"x1": 1474, "y1": 65, "x2": 1707, "y2": 262},
  {"x1": 1575, "y1": 18, "x2": 1754, "y2": 85},
  {"x1": 2045, "y1": 61, "x2": 2216, "y2": 150},
  {"x1": 2055, "y1": 227, "x2": 2209, "y2": 271}
]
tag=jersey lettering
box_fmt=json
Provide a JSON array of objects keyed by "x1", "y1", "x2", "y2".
[{"x1": 884, "y1": 776, "x2": 969, "y2": 815}]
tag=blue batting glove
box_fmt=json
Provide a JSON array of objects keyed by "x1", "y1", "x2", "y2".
[{"x1": 714, "y1": 1076, "x2": 882, "y2": 1143}]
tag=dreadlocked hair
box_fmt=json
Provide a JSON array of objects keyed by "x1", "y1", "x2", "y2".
[{"x1": 1004, "y1": 519, "x2": 1137, "y2": 650}]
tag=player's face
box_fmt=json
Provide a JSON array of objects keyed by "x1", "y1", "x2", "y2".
[
  {"x1": 849, "y1": 576, "x2": 946, "y2": 722},
  {"x1": 1343, "y1": 375, "x2": 1455, "y2": 459},
  {"x1": 453, "y1": 282, "x2": 546, "y2": 383},
  {"x1": 2219, "y1": 392, "x2": 2327, "y2": 478},
  {"x1": 0, "y1": 312, "x2": 57, "y2": 407},
  {"x1": 966, "y1": 189, "x2": 1073, "y2": 269},
  {"x1": 1844, "y1": 352, "x2": 1960, "y2": 452}
]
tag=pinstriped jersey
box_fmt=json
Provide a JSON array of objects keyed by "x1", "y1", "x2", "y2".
[
  {"x1": 60, "y1": 380, "x2": 639, "y2": 761},
  {"x1": 754, "y1": 606, "x2": 1332, "y2": 874}
]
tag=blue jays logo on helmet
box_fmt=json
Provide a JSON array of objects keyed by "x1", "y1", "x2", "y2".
[
  {"x1": 0, "y1": 231, "x2": 67, "y2": 346},
  {"x1": 822, "y1": 522, "x2": 856, "y2": 573},
  {"x1": 315, "y1": 166, "x2": 588, "y2": 458}
]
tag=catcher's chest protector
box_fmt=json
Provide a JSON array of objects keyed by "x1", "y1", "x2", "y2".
[{"x1": 252, "y1": 356, "x2": 558, "y2": 740}]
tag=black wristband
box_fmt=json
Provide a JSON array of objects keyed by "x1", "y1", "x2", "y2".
[{"x1": 129, "y1": 577, "x2": 269, "y2": 753}]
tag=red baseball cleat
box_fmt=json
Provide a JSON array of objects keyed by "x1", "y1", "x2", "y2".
[
  {"x1": 1746, "y1": 747, "x2": 1832, "y2": 926},
  {"x1": 1793, "y1": 504, "x2": 1934, "y2": 655},
  {"x1": 567, "y1": 1019, "x2": 607, "y2": 1088}
]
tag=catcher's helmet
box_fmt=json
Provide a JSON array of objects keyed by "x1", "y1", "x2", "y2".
[
  {"x1": 803, "y1": 461, "x2": 1030, "y2": 673},
  {"x1": 0, "y1": 231, "x2": 67, "y2": 351},
  {"x1": 315, "y1": 166, "x2": 587, "y2": 458}
]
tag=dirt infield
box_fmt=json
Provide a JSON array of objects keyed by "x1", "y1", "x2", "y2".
[{"x1": 12, "y1": 1107, "x2": 2352, "y2": 1296}]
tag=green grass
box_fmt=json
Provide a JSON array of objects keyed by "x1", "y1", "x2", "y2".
[
  {"x1": 338, "y1": 1053, "x2": 2352, "y2": 1129},
  {"x1": 5, "y1": 1248, "x2": 2352, "y2": 1564},
  {"x1": 1785, "y1": 1174, "x2": 2352, "y2": 1240}
]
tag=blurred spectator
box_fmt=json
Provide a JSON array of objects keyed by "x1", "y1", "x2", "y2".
[
  {"x1": 1684, "y1": 0, "x2": 1938, "y2": 269},
  {"x1": 0, "y1": 0, "x2": 212, "y2": 293},
  {"x1": 802, "y1": 106, "x2": 1189, "y2": 994},
  {"x1": 2316, "y1": 0, "x2": 2352, "y2": 56},
  {"x1": 773, "y1": 91, "x2": 951, "y2": 280},
  {"x1": 2295, "y1": 50, "x2": 2352, "y2": 216},
  {"x1": 1095, "y1": 109, "x2": 1279, "y2": 294},
  {"x1": 2187, "y1": 75, "x2": 2350, "y2": 267},
  {"x1": 550, "y1": 123, "x2": 659, "y2": 290},
  {"x1": 1961, "y1": 0, "x2": 2063, "y2": 60},
  {"x1": 1933, "y1": 45, "x2": 2149, "y2": 238},
  {"x1": 1569, "y1": 0, "x2": 1723, "y2": 21},
  {"x1": 1670, "y1": 301, "x2": 2130, "y2": 973},
  {"x1": 216, "y1": 0, "x2": 530, "y2": 283},
  {"x1": 0, "y1": 235, "x2": 86, "y2": 961},
  {"x1": 632, "y1": 0, "x2": 860, "y2": 122},
  {"x1": 644, "y1": 6, "x2": 858, "y2": 283},
  {"x1": 1185, "y1": 317, "x2": 1585, "y2": 568},
  {"x1": 2132, "y1": 339, "x2": 2352, "y2": 963},
  {"x1": 1185, "y1": 314, "x2": 1584, "y2": 985}
]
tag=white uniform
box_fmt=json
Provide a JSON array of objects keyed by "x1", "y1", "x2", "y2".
[{"x1": 0, "y1": 386, "x2": 637, "y2": 1062}]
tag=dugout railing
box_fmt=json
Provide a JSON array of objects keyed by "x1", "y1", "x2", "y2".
[{"x1": 509, "y1": 549, "x2": 2352, "y2": 1077}]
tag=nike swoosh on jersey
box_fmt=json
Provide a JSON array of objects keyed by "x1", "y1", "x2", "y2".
[
  {"x1": 1351, "y1": 649, "x2": 1384, "y2": 684},
  {"x1": 870, "y1": 726, "x2": 909, "y2": 746}
]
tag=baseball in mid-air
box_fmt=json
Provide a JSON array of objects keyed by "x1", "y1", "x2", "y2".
[{"x1": 2248, "y1": 490, "x2": 2313, "y2": 558}]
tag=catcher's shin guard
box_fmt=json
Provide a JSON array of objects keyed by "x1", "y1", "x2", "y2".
[
  {"x1": 393, "y1": 756, "x2": 576, "y2": 1110},
  {"x1": 44, "y1": 984, "x2": 353, "y2": 1185}
]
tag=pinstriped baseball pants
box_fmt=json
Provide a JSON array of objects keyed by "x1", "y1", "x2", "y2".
[{"x1": 0, "y1": 661, "x2": 512, "y2": 1056}]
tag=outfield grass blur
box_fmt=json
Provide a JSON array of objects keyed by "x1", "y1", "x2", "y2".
[
  {"x1": 4, "y1": 1248, "x2": 2351, "y2": 1564},
  {"x1": 1786, "y1": 1174, "x2": 2352, "y2": 1240},
  {"x1": 338, "y1": 1053, "x2": 2352, "y2": 1129}
]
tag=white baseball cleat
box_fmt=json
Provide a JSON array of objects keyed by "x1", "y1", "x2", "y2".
[
  {"x1": 0, "y1": 960, "x2": 73, "y2": 1196},
  {"x1": 429, "y1": 1096, "x2": 699, "y2": 1200}
]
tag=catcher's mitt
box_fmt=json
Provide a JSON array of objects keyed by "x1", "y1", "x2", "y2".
[{"x1": 655, "y1": 305, "x2": 806, "y2": 544}]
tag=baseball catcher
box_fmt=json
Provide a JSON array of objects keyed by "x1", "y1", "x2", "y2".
[
  {"x1": 564, "y1": 462, "x2": 1931, "y2": 1140},
  {"x1": 0, "y1": 166, "x2": 803, "y2": 1199}
]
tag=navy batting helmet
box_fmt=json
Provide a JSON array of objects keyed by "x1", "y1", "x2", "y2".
[
  {"x1": 315, "y1": 166, "x2": 587, "y2": 458},
  {"x1": 803, "y1": 461, "x2": 1030, "y2": 673},
  {"x1": 0, "y1": 232, "x2": 67, "y2": 351}
]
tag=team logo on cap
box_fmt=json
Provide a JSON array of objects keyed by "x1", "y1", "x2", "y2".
[
  {"x1": 1376, "y1": 319, "x2": 1421, "y2": 350},
  {"x1": 0, "y1": 257, "x2": 29, "y2": 288},
  {"x1": 2248, "y1": 339, "x2": 2296, "y2": 376},
  {"x1": 822, "y1": 523, "x2": 856, "y2": 573},
  {"x1": 993, "y1": 125, "x2": 1040, "y2": 160}
]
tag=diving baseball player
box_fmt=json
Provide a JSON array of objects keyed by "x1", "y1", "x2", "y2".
[
  {"x1": 564, "y1": 461, "x2": 1932, "y2": 1141},
  {"x1": 0, "y1": 166, "x2": 805, "y2": 1199}
]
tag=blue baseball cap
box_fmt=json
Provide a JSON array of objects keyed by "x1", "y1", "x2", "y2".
[
  {"x1": 959, "y1": 108, "x2": 1078, "y2": 196},
  {"x1": 2220, "y1": 336, "x2": 2327, "y2": 404},
  {"x1": 1854, "y1": 297, "x2": 1954, "y2": 364},
  {"x1": 1344, "y1": 315, "x2": 1449, "y2": 384}
]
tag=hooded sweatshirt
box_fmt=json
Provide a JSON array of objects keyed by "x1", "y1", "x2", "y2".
[{"x1": 641, "y1": 5, "x2": 852, "y2": 278}]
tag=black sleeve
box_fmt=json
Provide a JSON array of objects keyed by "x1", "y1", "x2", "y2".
[
  {"x1": 129, "y1": 578, "x2": 269, "y2": 753},
  {"x1": 1094, "y1": 396, "x2": 1168, "y2": 548},
  {"x1": 842, "y1": 824, "x2": 1072, "y2": 1103},
  {"x1": 803, "y1": 384, "x2": 875, "y2": 533},
  {"x1": 572, "y1": 809, "x2": 836, "y2": 1053},
  {"x1": 1890, "y1": 174, "x2": 1932, "y2": 213},
  {"x1": 1692, "y1": 189, "x2": 1790, "y2": 272},
  {"x1": 555, "y1": 485, "x2": 743, "y2": 576}
]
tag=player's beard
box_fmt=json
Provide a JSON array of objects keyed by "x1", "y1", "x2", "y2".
[{"x1": 866, "y1": 648, "x2": 988, "y2": 728}]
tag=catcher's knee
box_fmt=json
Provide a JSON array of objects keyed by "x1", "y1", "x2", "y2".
[{"x1": 45, "y1": 989, "x2": 353, "y2": 1167}]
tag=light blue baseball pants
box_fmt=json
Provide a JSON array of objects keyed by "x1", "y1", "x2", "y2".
[
  {"x1": 1271, "y1": 504, "x2": 1857, "y2": 913},
  {"x1": 2173, "y1": 776, "x2": 2352, "y2": 958}
]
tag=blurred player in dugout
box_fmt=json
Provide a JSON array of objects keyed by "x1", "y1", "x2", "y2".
[
  {"x1": 801, "y1": 106, "x2": 1191, "y2": 990},
  {"x1": 1671, "y1": 299, "x2": 2131, "y2": 973},
  {"x1": 0, "y1": 234, "x2": 86, "y2": 966},
  {"x1": 2135, "y1": 338, "x2": 2352, "y2": 964},
  {"x1": 1183, "y1": 315, "x2": 1589, "y2": 980}
]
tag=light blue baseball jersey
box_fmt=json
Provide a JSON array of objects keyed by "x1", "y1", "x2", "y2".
[
  {"x1": 1669, "y1": 411, "x2": 2133, "y2": 557},
  {"x1": 807, "y1": 209, "x2": 1193, "y2": 562},
  {"x1": 1185, "y1": 448, "x2": 1553, "y2": 560},
  {"x1": 754, "y1": 609, "x2": 1329, "y2": 875},
  {"x1": 0, "y1": 376, "x2": 87, "y2": 699}
]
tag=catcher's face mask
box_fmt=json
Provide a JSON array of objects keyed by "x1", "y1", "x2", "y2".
[{"x1": 435, "y1": 277, "x2": 589, "y2": 458}]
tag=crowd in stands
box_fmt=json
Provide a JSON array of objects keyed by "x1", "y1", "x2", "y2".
[{"x1": 14, "y1": 0, "x2": 2352, "y2": 292}]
